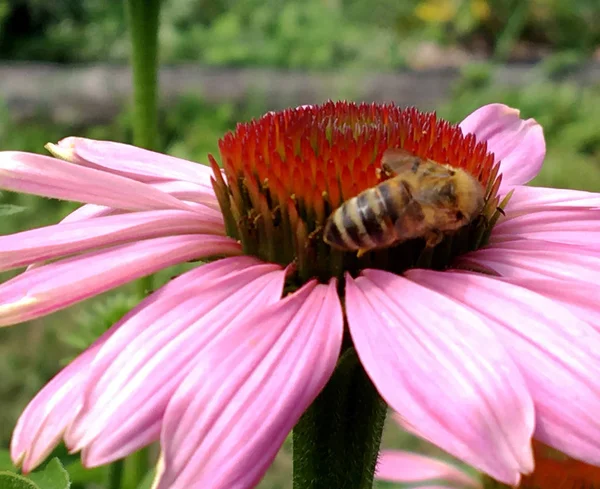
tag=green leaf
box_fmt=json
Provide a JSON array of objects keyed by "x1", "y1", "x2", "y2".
[
  {"x1": 28, "y1": 459, "x2": 70, "y2": 489},
  {"x1": 0, "y1": 471, "x2": 40, "y2": 489},
  {"x1": 134, "y1": 468, "x2": 156, "y2": 489},
  {"x1": 0, "y1": 449, "x2": 15, "y2": 471},
  {"x1": 62, "y1": 460, "x2": 105, "y2": 485},
  {"x1": 0, "y1": 204, "x2": 25, "y2": 216}
]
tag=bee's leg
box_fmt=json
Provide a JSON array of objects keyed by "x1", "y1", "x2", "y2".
[
  {"x1": 309, "y1": 225, "x2": 324, "y2": 243},
  {"x1": 424, "y1": 229, "x2": 444, "y2": 248},
  {"x1": 356, "y1": 248, "x2": 369, "y2": 258}
]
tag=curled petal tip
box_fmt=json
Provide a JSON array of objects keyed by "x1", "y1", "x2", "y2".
[
  {"x1": 44, "y1": 142, "x2": 73, "y2": 162},
  {"x1": 0, "y1": 296, "x2": 38, "y2": 327},
  {"x1": 56, "y1": 136, "x2": 79, "y2": 146},
  {"x1": 459, "y1": 103, "x2": 546, "y2": 190},
  {"x1": 495, "y1": 103, "x2": 520, "y2": 117}
]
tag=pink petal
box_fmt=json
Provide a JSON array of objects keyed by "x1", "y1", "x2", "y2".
[
  {"x1": 498, "y1": 277, "x2": 600, "y2": 330},
  {"x1": 345, "y1": 270, "x2": 534, "y2": 485},
  {"x1": 69, "y1": 262, "x2": 286, "y2": 464},
  {"x1": 491, "y1": 209, "x2": 600, "y2": 248},
  {"x1": 59, "y1": 180, "x2": 223, "y2": 226},
  {"x1": 0, "y1": 235, "x2": 241, "y2": 326},
  {"x1": 0, "y1": 210, "x2": 225, "y2": 272},
  {"x1": 59, "y1": 204, "x2": 120, "y2": 224},
  {"x1": 59, "y1": 179, "x2": 224, "y2": 225},
  {"x1": 152, "y1": 180, "x2": 220, "y2": 211},
  {"x1": 461, "y1": 240, "x2": 600, "y2": 282},
  {"x1": 25, "y1": 205, "x2": 129, "y2": 271},
  {"x1": 408, "y1": 269, "x2": 600, "y2": 466},
  {"x1": 505, "y1": 185, "x2": 600, "y2": 217},
  {"x1": 49, "y1": 137, "x2": 215, "y2": 187},
  {"x1": 0, "y1": 152, "x2": 195, "y2": 212},
  {"x1": 376, "y1": 450, "x2": 481, "y2": 488},
  {"x1": 11, "y1": 257, "x2": 260, "y2": 472},
  {"x1": 153, "y1": 280, "x2": 343, "y2": 489},
  {"x1": 77, "y1": 256, "x2": 266, "y2": 385},
  {"x1": 459, "y1": 104, "x2": 545, "y2": 192},
  {"x1": 11, "y1": 327, "x2": 116, "y2": 473}
]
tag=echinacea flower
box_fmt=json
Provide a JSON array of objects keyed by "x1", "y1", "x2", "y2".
[
  {"x1": 2, "y1": 101, "x2": 600, "y2": 488},
  {"x1": 377, "y1": 434, "x2": 600, "y2": 489}
]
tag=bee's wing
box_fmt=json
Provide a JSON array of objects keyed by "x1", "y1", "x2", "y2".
[{"x1": 381, "y1": 148, "x2": 423, "y2": 175}]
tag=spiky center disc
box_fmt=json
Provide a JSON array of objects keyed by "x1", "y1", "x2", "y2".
[{"x1": 210, "y1": 101, "x2": 504, "y2": 284}]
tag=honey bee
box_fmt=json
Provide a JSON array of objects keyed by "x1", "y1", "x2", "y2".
[{"x1": 323, "y1": 148, "x2": 485, "y2": 257}]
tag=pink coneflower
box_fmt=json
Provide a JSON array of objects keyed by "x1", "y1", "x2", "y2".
[{"x1": 2, "y1": 102, "x2": 600, "y2": 488}]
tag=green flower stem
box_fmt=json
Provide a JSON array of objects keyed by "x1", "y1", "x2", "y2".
[
  {"x1": 125, "y1": 0, "x2": 161, "y2": 299},
  {"x1": 122, "y1": 3, "x2": 159, "y2": 486},
  {"x1": 108, "y1": 459, "x2": 124, "y2": 489},
  {"x1": 125, "y1": 0, "x2": 161, "y2": 151},
  {"x1": 292, "y1": 348, "x2": 388, "y2": 489}
]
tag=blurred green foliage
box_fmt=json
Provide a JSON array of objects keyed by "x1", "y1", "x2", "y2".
[
  {"x1": 0, "y1": 0, "x2": 405, "y2": 68},
  {"x1": 414, "y1": 0, "x2": 599, "y2": 58},
  {"x1": 441, "y1": 64, "x2": 600, "y2": 191},
  {"x1": 1, "y1": 0, "x2": 599, "y2": 67}
]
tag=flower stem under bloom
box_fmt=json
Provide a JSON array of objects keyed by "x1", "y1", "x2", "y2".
[
  {"x1": 211, "y1": 102, "x2": 506, "y2": 285},
  {"x1": 292, "y1": 348, "x2": 387, "y2": 489}
]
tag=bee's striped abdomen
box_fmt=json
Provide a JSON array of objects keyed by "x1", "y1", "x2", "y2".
[
  {"x1": 323, "y1": 179, "x2": 410, "y2": 252},
  {"x1": 355, "y1": 190, "x2": 387, "y2": 246},
  {"x1": 322, "y1": 198, "x2": 364, "y2": 251},
  {"x1": 376, "y1": 180, "x2": 402, "y2": 223}
]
